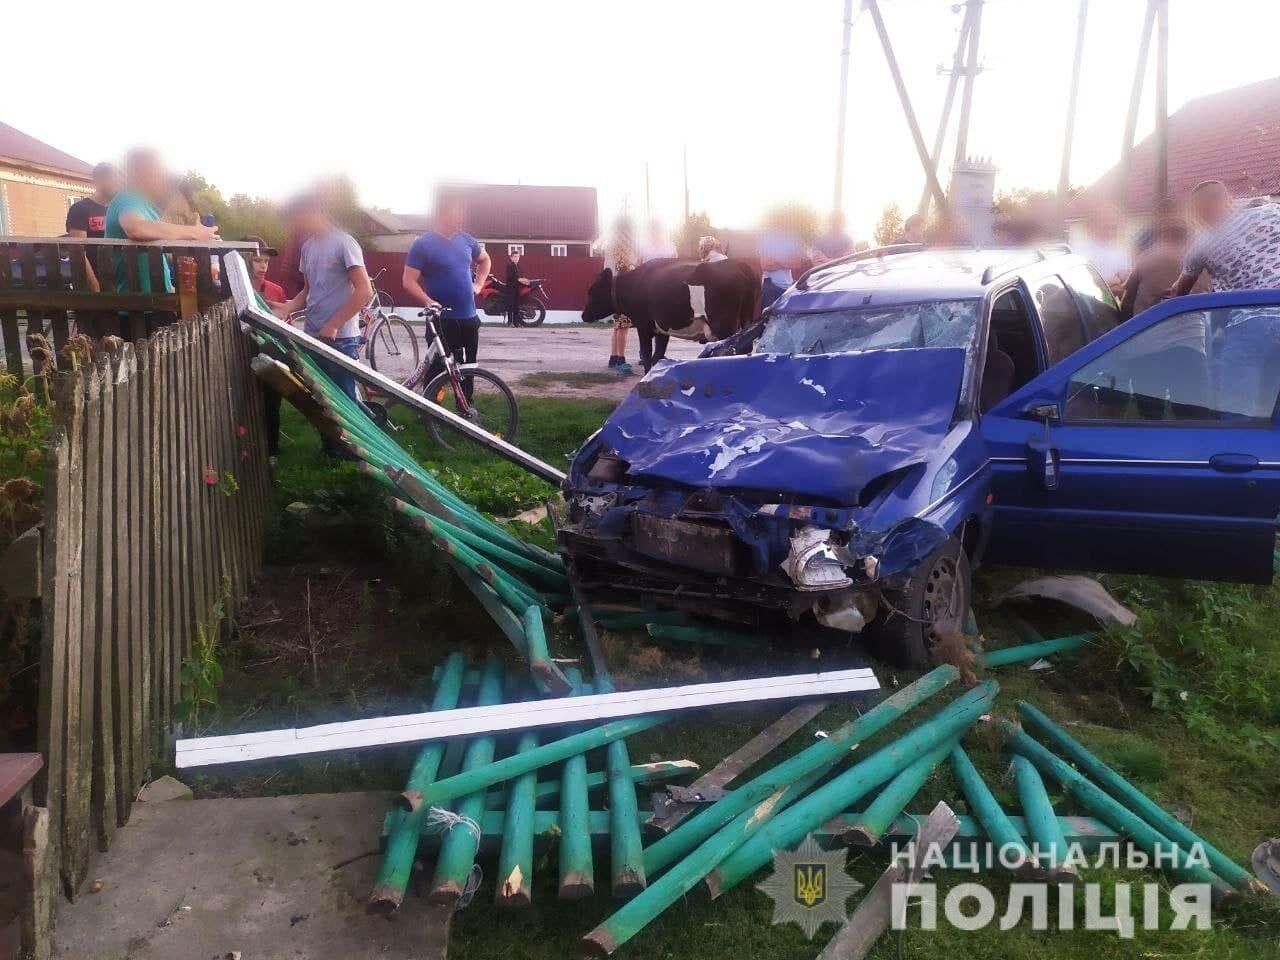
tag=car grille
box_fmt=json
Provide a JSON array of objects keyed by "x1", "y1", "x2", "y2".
[{"x1": 631, "y1": 514, "x2": 740, "y2": 577}]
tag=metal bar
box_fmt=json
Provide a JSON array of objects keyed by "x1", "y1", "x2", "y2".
[
  {"x1": 647, "y1": 700, "x2": 827, "y2": 834},
  {"x1": 224, "y1": 251, "x2": 564, "y2": 483},
  {"x1": 864, "y1": 0, "x2": 949, "y2": 211}
]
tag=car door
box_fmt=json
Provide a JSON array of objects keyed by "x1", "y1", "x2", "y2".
[{"x1": 979, "y1": 290, "x2": 1280, "y2": 583}]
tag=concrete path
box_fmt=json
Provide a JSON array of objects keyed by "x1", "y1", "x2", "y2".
[{"x1": 53, "y1": 792, "x2": 450, "y2": 960}]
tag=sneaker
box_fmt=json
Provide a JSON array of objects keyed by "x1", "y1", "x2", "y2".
[{"x1": 615, "y1": 362, "x2": 634, "y2": 376}]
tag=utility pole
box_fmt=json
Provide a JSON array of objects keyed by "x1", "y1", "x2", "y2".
[
  {"x1": 833, "y1": 0, "x2": 856, "y2": 214},
  {"x1": 917, "y1": 3, "x2": 975, "y2": 218},
  {"x1": 1118, "y1": 1, "x2": 1157, "y2": 211},
  {"x1": 952, "y1": 0, "x2": 984, "y2": 168},
  {"x1": 865, "y1": 0, "x2": 949, "y2": 212},
  {"x1": 645, "y1": 162, "x2": 652, "y2": 220},
  {"x1": 1154, "y1": 0, "x2": 1169, "y2": 208},
  {"x1": 1058, "y1": 0, "x2": 1089, "y2": 206}
]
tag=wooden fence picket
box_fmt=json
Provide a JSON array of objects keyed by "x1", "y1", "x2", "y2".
[{"x1": 32, "y1": 306, "x2": 269, "y2": 900}]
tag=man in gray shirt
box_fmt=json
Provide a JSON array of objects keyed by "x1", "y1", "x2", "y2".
[{"x1": 274, "y1": 192, "x2": 373, "y2": 452}]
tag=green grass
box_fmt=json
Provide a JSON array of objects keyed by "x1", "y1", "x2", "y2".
[
  {"x1": 519, "y1": 370, "x2": 622, "y2": 390},
  {"x1": 195, "y1": 396, "x2": 1280, "y2": 959}
]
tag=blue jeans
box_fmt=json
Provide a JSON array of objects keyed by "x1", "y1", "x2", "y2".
[
  {"x1": 1214, "y1": 311, "x2": 1280, "y2": 419},
  {"x1": 317, "y1": 336, "x2": 361, "y2": 452}
]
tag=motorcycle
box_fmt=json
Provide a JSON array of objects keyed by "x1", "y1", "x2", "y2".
[{"x1": 476, "y1": 275, "x2": 549, "y2": 327}]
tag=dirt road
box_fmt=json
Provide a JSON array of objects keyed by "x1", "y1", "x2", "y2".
[{"x1": 468, "y1": 324, "x2": 705, "y2": 401}]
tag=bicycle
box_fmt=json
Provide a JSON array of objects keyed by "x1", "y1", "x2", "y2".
[
  {"x1": 361, "y1": 269, "x2": 420, "y2": 382},
  {"x1": 366, "y1": 304, "x2": 518, "y2": 450}
]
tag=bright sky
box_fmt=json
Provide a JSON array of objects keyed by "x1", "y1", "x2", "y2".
[{"x1": 6, "y1": 0, "x2": 1277, "y2": 239}]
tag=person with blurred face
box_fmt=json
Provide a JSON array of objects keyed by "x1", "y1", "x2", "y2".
[
  {"x1": 402, "y1": 195, "x2": 492, "y2": 397},
  {"x1": 814, "y1": 211, "x2": 853, "y2": 261},
  {"x1": 1171, "y1": 180, "x2": 1280, "y2": 295},
  {"x1": 504, "y1": 250, "x2": 530, "y2": 326},
  {"x1": 639, "y1": 219, "x2": 675, "y2": 263},
  {"x1": 273, "y1": 193, "x2": 374, "y2": 454},
  {"x1": 900, "y1": 213, "x2": 926, "y2": 245},
  {"x1": 1077, "y1": 203, "x2": 1130, "y2": 297},
  {"x1": 105, "y1": 148, "x2": 218, "y2": 295},
  {"x1": 66, "y1": 162, "x2": 123, "y2": 298}
]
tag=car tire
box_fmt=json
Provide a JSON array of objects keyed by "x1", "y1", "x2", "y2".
[{"x1": 872, "y1": 535, "x2": 971, "y2": 669}]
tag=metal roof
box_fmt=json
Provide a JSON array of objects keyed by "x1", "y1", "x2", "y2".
[{"x1": 0, "y1": 121, "x2": 93, "y2": 177}]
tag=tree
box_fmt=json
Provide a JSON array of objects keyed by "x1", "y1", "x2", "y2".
[
  {"x1": 873, "y1": 203, "x2": 904, "y2": 246},
  {"x1": 180, "y1": 170, "x2": 286, "y2": 247}
]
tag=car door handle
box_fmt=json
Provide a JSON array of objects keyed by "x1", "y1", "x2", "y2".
[{"x1": 1209, "y1": 453, "x2": 1259, "y2": 473}]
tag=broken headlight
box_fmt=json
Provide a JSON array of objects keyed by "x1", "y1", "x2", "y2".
[{"x1": 780, "y1": 526, "x2": 853, "y2": 591}]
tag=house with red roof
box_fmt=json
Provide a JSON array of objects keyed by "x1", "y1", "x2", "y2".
[
  {"x1": 361, "y1": 182, "x2": 601, "y2": 310},
  {"x1": 1081, "y1": 75, "x2": 1280, "y2": 215},
  {"x1": 0, "y1": 121, "x2": 95, "y2": 236}
]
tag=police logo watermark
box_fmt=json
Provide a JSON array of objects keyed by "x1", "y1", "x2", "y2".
[{"x1": 757, "y1": 834, "x2": 862, "y2": 939}]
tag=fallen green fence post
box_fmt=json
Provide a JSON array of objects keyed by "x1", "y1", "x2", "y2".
[
  {"x1": 595, "y1": 675, "x2": 646, "y2": 899},
  {"x1": 399, "y1": 714, "x2": 671, "y2": 812},
  {"x1": 522, "y1": 604, "x2": 571, "y2": 695},
  {"x1": 559, "y1": 667, "x2": 595, "y2": 900},
  {"x1": 980, "y1": 633, "x2": 1092, "y2": 668},
  {"x1": 646, "y1": 622, "x2": 767, "y2": 648},
  {"x1": 643, "y1": 665, "x2": 960, "y2": 876},
  {"x1": 840, "y1": 739, "x2": 955, "y2": 846},
  {"x1": 707, "y1": 682, "x2": 998, "y2": 898},
  {"x1": 444, "y1": 559, "x2": 529, "y2": 659},
  {"x1": 1011, "y1": 752, "x2": 1078, "y2": 882},
  {"x1": 495, "y1": 728, "x2": 539, "y2": 908},
  {"x1": 428, "y1": 659, "x2": 506, "y2": 904},
  {"x1": 1015, "y1": 701, "x2": 1260, "y2": 893},
  {"x1": 482, "y1": 760, "x2": 700, "y2": 810},
  {"x1": 999, "y1": 720, "x2": 1236, "y2": 898},
  {"x1": 367, "y1": 652, "x2": 467, "y2": 915},
  {"x1": 950, "y1": 744, "x2": 1036, "y2": 875}
]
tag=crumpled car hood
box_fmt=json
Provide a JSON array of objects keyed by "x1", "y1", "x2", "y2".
[{"x1": 599, "y1": 348, "x2": 965, "y2": 506}]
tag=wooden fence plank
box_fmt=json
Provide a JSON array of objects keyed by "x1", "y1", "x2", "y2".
[
  {"x1": 83, "y1": 362, "x2": 115, "y2": 852},
  {"x1": 127, "y1": 346, "x2": 145, "y2": 799},
  {"x1": 136, "y1": 339, "x2": 156, "y2": 763},
  {"x1": 110, "y1": 354, "x2": 133, "y2": 826},
  {"x1": 36, "y1": 390, "x2": 72, "y2": 883},
  {"x1": 60, "y1": 370, "x2": 90, "y2": 894},
  {"x1": 1, "y1": 310, "x2": 20, "y2": 376},
  {"x1": 151, "y1": 333, "x2": 170, "y2": 739}
]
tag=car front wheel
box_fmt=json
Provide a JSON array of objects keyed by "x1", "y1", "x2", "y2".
[{"x1": 872, "y1": 535, "x2": 971, "y2": 668}]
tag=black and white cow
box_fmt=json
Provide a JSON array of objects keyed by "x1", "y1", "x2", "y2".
[{"x1": 582, "y1": 257, "x2": 759, "y2": 371}]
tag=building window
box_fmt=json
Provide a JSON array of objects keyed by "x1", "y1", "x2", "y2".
[
  {"x1": 507, "y1": 243, "x2": 525, "y2": 256},
  {"x1": 550, "y1": 244, "x2": 568, "y2": 258}
]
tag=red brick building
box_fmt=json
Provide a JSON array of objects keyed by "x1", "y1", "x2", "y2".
[{"x1": 363, "y1": 183, "x2": 601, "y2": 310}]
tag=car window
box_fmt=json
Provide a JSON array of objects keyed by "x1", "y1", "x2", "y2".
[
  {"x1": 1031, "y1": 275, "x2": 1087, "y2": 365},
  {"x1": 1065, "y1": 305, "x2": 1280, "y2": 423},
  {"x1": 754, "y1": 300, "x2": 982, "y2": 356},
  {"x1": 1061, "y1": 264, "x2": 1122, "y2": 341}
]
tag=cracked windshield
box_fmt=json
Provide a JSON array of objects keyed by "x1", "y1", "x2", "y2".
[{"x1": 754, "y1": 299, "x2": 983, "y2": 358}]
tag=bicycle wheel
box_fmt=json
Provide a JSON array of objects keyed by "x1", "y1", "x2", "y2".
[
  {"x1": 422, "y1": 367, "x2": 519, "y2": 451},
  {"x1": 366, "y1": 314, "x2": 420, "y2": 383}
]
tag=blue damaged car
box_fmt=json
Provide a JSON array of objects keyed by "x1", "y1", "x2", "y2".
[{"x1": 559, "y1": 247, "x2": 1280, "y2": 664}]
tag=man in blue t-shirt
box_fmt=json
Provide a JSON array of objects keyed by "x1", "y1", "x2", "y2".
[{"x1": 402, "y1": 195, "x2": 492, "y2": 393}]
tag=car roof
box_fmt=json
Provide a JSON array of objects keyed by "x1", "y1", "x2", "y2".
[{"x1": 776, "y1": 245, "x2": 1091, "y2": 312}]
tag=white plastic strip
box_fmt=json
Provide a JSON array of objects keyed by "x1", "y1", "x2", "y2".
[{"x1": 175, "y1": 668, "x2": 878, "y2": 768}]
